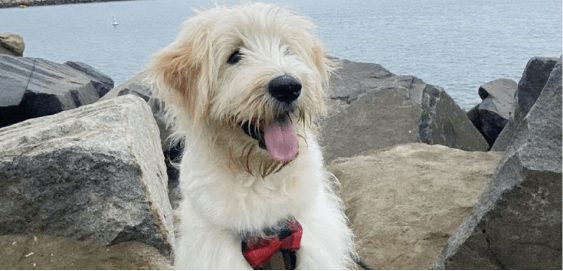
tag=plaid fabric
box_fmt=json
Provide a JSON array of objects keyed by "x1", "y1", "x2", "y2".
[{"x1": 242, "y1": 219, "x2": 302, "y2": 269}]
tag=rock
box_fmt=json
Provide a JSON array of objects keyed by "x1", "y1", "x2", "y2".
[
  {"x1": 107, "y1": 81, "x2": 176, "y2": 167},
  {"x1": 99, "y1": 70, "x2": 169, "y2": 145},
  {"x1": 432, "y1": 57, "x2": 562, "y2": 269},
  {"x1": 99, "y1": 71, "x2": 183, "y2": 209},
  {"x1": 420, "y1": 84, "x2": 489, "y2": 152},
  {"x1": 514, "y1": 57, "x2": 559, "y2": 122},
  {"x1": 0, "y1": 55, "x2": 105, "y2": 128},
  {"x1": 321, "y1": 89, "x2": 421, "y2": 162},
  {"x1": 477, "y1": 79, "x2": 518, "y2": 120},
  {"x1": 490, "y1": 126, "x2": 513, "y2": 153},
  {"x1": 65, "y1": 61, "x2": 114, "y2": 97},
  {"x1": 328, "y1": 143, "x2": 501, "y2": 270},
  {"x1": 492, "y1": 56, "x2": 559, "y2": 151},
  {"x1": 327, "y1": 59, "x2": 425, "y2": 116},
  {"x1": 0, "y1": 95, "x2": 174, "y2": 257},
  {"x1": 327, "y1": 60, "x2": 392, "y2": 110},
  {"x1": 467, "y1": 79, "x2": 517, "y2": 147},
  {"x1": 321, "y1": 59, "x2": 487, "y2": 161},
  {"x1": 466, "y1": 104, "x2": 507, "y2": 149},
  {"x1": 0, "y1": 234, "x2": 172, "y2": 269},
  {"x1": 117, "y1": 83, "x2": 152, "y2": 100},
  {"x1": 0, "y1": 32, "x2": 24, "y2": 56},
  {"x1": 100, "y1": 70, "x2": 150, "y2": 99}
]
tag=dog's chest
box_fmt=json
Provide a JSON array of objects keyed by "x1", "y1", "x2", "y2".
[{"x1": 181, "y1": 163, "x2": 310, "y2": 230}]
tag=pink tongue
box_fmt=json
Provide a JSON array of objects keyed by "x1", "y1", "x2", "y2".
[{"x1": 263, "y1": 117, "x2": 298, "y2": 162}]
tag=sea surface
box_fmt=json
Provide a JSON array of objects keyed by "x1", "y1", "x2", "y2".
[{"x1": 0, "y1": 0, "x2": 561, "y2": 110}]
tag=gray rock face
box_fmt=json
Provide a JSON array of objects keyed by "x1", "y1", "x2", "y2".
[
  {"x1": 492, "y1": 56, "x2": 560, "y2": 151},
  {"x1": 0, "y1": 95, "x2": 174, "y2": 257},
  {"x1": 477, "y1": 79, "x2": 518, "y2": 120},
  {"x1": 99, "y1": 71, "x2": 164, "y2": 142},
  {"x1": 99, "y1": 70, "x2": 150, "y2": 100},
  {"x1": 65, "y1": 61, "x2": 114, "y2": 97},
  {"x1": 322, "y1": 89, "x2": 421, "y2": 161},
  {"x1": 467, "y1": 79, "x2": 518, "y2": 147},
  {"x1": 322, "y1": 59, "x2": 487, "y2": 161},
  {"x1": 0, "y1": 32, "x2": 24, "y2": 56},
  {"x1": 329, "y1": 143, "x2": 501, "y2": 270},
  {"x1": 432, "y1": 57, "x2": 562, "y2": 270},
  {"x1": 0, "y1": 55, "x2": 106, "y2": 128},
  {"x1": 514, "y1": 57, "x2": 559, "y2": 122},
  {"x1": 327, "y1": 59, "x2": 425, "y2": 115},
  {"x1": 420, "y1": 84, "x2": 489, "y2": 152},
  {"x1": 328, "y1": 60, "x2": 393, "y2": 104},
  {"x1": 99, "y1": 71, "x2": 182, "y2": 210}
]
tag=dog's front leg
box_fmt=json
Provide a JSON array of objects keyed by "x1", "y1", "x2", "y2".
[
  {"x1": 295, "y1": 186, "x2": 354, "y2": 269},
  {"x1": 175, "y1": 209, "x2": 252, "y2": 269}
]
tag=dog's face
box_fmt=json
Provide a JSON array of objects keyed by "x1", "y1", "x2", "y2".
[{"x1": 150, "y1": 3, "x2": 334, "y2": 175}]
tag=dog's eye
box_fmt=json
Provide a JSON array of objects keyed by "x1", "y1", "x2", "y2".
[{"x1": 227, "y1": 50, "x2": 242, "y2": 64}]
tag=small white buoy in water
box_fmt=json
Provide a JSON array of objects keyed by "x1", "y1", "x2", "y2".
[{"x1": 112, "y1": 14, "x2": 119, "y2": 26}]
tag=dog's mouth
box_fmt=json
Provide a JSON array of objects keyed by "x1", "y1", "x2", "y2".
[{"x1": 241, "y1": 114, "x2": 298, "y2": 162}]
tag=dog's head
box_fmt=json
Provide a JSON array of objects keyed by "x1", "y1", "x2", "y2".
[{"x1": 149, "y1": 2, "x2": 335, "y2": 175}]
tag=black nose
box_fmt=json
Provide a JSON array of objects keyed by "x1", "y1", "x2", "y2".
[{"x1": 268, "y1": 75, "x2": 302, "y2": 104}]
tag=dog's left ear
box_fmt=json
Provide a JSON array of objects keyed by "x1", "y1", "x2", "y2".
[
  {"x1": 309, "y1": 41, "x2": 339, "y2": 91},
  {"x1": 148, "y1": 22, "x2": 215, "y2": 126},
  {"x1": 284, "y1": 13, "x2": 339, "y2": 119},
  {"x1": 287, "y1": 14, "x2": 338, "y2": 100}
]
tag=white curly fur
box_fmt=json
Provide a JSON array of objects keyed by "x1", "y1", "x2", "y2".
[{"x1": 147, "y1": 2, "x2": 355, "y2": 269}]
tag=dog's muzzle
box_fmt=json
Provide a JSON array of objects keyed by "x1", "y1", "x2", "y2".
[
  {"x1": 241, "y1": 113, "x2": 298, "y2": 162},
  {"x1": 268, "y1": 75, "x2": 301, "y2": 105},
  {"x1": 239, "y1": 76, "x2": 301, "y2": 163},
  {"x1": 242, "y1": 121, "x2": 266, "y2": 149}
]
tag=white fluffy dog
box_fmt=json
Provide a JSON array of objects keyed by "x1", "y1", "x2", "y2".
[{"x1": 148, "y1": 2, "x2": 355, "y2": 269}]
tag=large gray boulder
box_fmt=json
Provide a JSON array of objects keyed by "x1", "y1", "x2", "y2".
[
  {"x1": 514, "y1": 57, "x2": 559, "y2": 122},
  {"x1": 0, "y1": 95, "x2": 174, "y2": 258},
  {"x1": 326, "y1": 59, "x2": 426, "y2": 115},
  {"x1": 99, "y1": 71, "x2": 182, "y2": 209},
  {"x1": 477, "y1": 79, "x2": 518, "y2": 120},
  {"x1": 321, "y1": 60, "x2": 487, "y2": 161},
  {"x1": 329, "y1": 143, "x2": 501, "y2": 269},
  {"x1": 419, "y1": 84, "x2": 489, "y2": 152},
  {"x1": 0, "y1": 55, "x2": 110, "y2": 128},
  {"x1": 99, "y1": 70, "x2": 168, "y2": 147},
  {"x1": 328, "y1": 61, "x2": 393, "y2": 110},
  {"x1": 0, "y1": 32, "x2": 24, "y2": 57},
  {"x1": 466, "y1": 79, "x2": 518, "y2": 148},
  {"x1": 492, "y1": 56, "x2": 560, "y2": 151},
  {"x1": 321, "y1": 89, "x2": 421, "y2": 161},
  {"x1": 99, "y1": 71, "x2": 150, "y2": 99},
  {"x1": 65, "y1": 61, "x2": 114, "y2": 97},
  {"x1": 432, "y1": 57, "x2": 562, "y2": 269}
]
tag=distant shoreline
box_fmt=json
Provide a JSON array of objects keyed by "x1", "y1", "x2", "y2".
[{"x1": 0, "y1": 0, "x2": 136, "y2": 8}]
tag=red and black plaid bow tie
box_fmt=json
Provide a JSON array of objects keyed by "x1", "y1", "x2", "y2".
[{"x1": 242, "y1": 219, "x2": 302, "y2": 269}]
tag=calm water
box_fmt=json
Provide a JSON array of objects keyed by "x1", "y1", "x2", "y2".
[{"x1": 0, "y1": 0, "x2": 561, "y2": 110}]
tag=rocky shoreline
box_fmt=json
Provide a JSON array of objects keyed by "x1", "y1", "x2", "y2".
[
  {"x1": 0, "y1": 0, "x2": 134, "y2": 8},
  {"x1": 0, "y1": 34, "x2": 560, "y2": 269}
]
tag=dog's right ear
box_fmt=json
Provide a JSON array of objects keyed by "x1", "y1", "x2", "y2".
[{"x1": 148, "y1": 22, "x2": 214, "y2": 125}]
